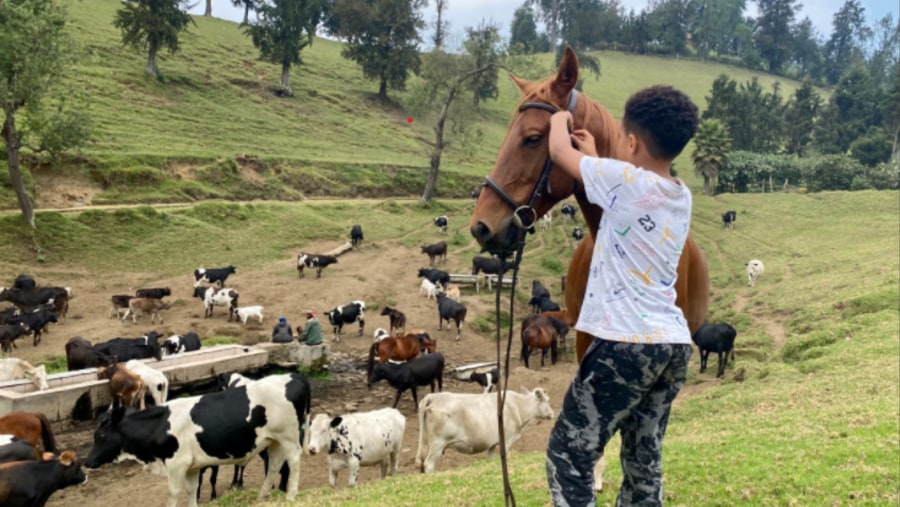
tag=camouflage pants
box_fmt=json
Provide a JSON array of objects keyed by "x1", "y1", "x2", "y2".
[{"x1": 546, "y1": 339, "x2": 692, "y2": 507}]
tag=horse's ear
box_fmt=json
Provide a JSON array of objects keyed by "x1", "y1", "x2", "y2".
[
  {"x1": 552, "y1": 46, "x2": 579, "y2": 96},
  {"x1": 509, "y1": 73, "x2": 530, "y2": 92}
]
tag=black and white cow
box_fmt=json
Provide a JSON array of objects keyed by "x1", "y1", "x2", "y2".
[
  {"x1": 560, "y1": 203, "x2": 577, "y2": 222},
  {"x1": 85, "y1": 373, "x2": 311, "y2": 507},
  {"x1": 417, "y1": 268, "x2": 450, "y2": 291},
  {"x1": 571, "y1": 227, "x2": 585, "y2": 242},
  {"x1": 163, "y1": 332, "x2": 202, "y2": 355},
  {"x1": 297, "y1": 253, "x2": 338, "y2": 279},
  {"x1": 350, "y1": 225, "x2": 364, "y2": 249},
  {"x1": 326, "y1": 301, "x2": 366, "y2": 342},
  {"x1": 433, "y1": 215, "x2": 448, "y2": 234},
  {"x1": 193, "y1": 287, "x2": 239, "y2": 320},
  {"x1": 722, "y1": 210, "x2": 737, "y2": 230},
  {"x1": 193, "y1": 266, "x2": 236, "y2": 288}
]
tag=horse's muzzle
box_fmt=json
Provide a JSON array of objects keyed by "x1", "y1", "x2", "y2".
[{"x1": 470, "y1": 219, "x2": 526, "y2": 256}]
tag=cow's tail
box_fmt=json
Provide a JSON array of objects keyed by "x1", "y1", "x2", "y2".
[
  {"x1": 36, "y1": 412, "x2": 59, "y2": 454},
  {"x1": 366, "y1": 341, "x2": 378, "y2": 386}
]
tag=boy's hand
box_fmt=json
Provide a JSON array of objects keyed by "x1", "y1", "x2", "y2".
[
  {"x1": 550, "y1": 111, "x2": 573, "y2": 133},
  {"x1": 571, "y1": 129, "x2": 598, "y2": 157}
]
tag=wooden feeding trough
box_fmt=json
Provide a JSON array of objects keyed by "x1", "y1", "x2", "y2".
[{"x1": 0, "y1": 345, "x2": 270, "y2": 426}]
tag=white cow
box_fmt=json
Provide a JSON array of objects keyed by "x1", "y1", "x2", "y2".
[
  {"x1": 0, "y1": 358, "x2": 48, "y2": 390},
  {"x1": 420, "y1": 279, "x2": 439, "y2": 300},
  {"x1": 307, "y1": 407, "x2": 406, "y2": 487},
  {"x1": 747, "y1": 259, "x2": 765, "y2": 287},
  {"x1": 233, "y1": 305, "x2": 264, "y2": 325},
  {"x1": 124, "y1": 360, "x2": 169, "y2": 406},
  {"x1": 415, "y1": 387, "x2": 553, "y2": 473},
  {"x1": 538, "y1": 212, "x2": 552, "y2": 231}
]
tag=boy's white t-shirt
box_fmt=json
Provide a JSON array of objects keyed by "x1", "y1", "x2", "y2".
[{"x1": 576, "y1": 156, "x2": 693, "y2": 345}]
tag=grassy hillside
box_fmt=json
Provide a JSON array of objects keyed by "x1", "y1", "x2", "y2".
[{"x1": 20, "y1": 0, "x2": 819, "y2": 205}]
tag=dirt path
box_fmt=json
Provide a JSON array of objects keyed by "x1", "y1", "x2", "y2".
[{"x1": 732, "y1": 263, "x2": 790, "y2": 349}]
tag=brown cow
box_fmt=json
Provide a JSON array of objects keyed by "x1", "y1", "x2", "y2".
[
  {"x1": 97, "y1": 362, "x2": 147, "y2": 410},
  {"x1": 122, "y1": 297, "x2": 171, "y2": 324}
]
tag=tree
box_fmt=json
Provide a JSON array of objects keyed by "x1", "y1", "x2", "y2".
[
  {"x1": 431, "y1": 0, "x2": 448, "y2": 50},
  {"x1": 691, "y1": 0, "x2": 746, "y2": 58},
  {"x1": 783, "y1": 79, "x2": 822, "y2": 156},
  {"x1": 789, "y1": 17, "x2": 822, "y2": 80},
  {"x1": 866, "y1": 14, "x2": 899, "y2": 92},
  {"x1": 621, "y1": 9, "x2": 651, "y2": 54},
  {"x1": 692, "y1": 119, "x2": 732, "y2": 195},
  {"x1": 509, "y1": 4, "x2": 542, "y2": 54},
  {"x1": 645, "y1": 0, "x2": 692, "y2": 56},
  {"x1": 113, "y1": 0, "x2": 195, "y2": 79},
  {"x1": 558, "y1": 0, "x2": 620, "y2": 52},
  {"x1": 464, "y1": 20, "x2": 502, "y2": 108},
  {"x1": 753, "y1": 0, "x2": 799, "y2": 73},
  {"x1": 529, "y1": 0, "x2": 561, "y2": 53},
  {"x1": 1, "y1": 0, "x2": 89, "y2": 227},
  {"x1": 244, "y1": 0, "x2": 325, "y2": 96},
  {"x1": 814, "y1": 64, "x2": 877, "y2": 154},
  {"x1": 326, "y1": 0, "x2": 425, "y2": 101},
  {"x1": 204, "y1": 0, "x2": 211, "y2": 16},
  {"x1": 231, "y1": 0, "x2": 256, "y2": 25},
  {"x1": 822, "y1": 0, "x2": 869, "y2": 85}
]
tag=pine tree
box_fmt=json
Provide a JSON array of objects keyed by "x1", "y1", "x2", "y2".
[{"x1": 113, "y1": 0, "x2": 195, "y2": 78}]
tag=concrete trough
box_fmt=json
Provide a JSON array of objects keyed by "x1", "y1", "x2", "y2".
[
  {"x1": 0, "y1": 345, "x2": 270, "y2": 426},
  {"x1": 453, "y1": 361, "x2": 499, "y2": 381}
]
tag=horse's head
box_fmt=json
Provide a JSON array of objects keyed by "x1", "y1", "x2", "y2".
[{"x1": 471, "y1": 47, "x2": 626, "y2": 256}]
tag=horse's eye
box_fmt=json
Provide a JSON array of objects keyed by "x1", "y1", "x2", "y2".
[{"x1": 523, "y1": 135, "x2": 543, "y2": 147}]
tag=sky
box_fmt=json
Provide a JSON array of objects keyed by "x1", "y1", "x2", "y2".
[{"x1": 191, "y1": 0, "x2": 898, "y2": 46}]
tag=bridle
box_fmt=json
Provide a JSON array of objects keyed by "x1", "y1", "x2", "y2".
[{"x1": 482, "y1": 90, "x2": 580, "y2": 235}]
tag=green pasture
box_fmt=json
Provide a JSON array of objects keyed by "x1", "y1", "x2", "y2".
[{"x1": 1, "y1": 189, "x2": 896, "y2": 506}]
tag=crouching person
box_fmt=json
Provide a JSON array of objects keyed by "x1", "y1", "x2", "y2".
[
  {"x1": 298, "y1": 311, "x2": 322, "y2": 346},
  {"x1": 272, "y1": 317, "x2": 293, "y2": 343}
]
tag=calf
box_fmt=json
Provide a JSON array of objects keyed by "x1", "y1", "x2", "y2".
[
  {"x1": 193, "y1": 286, "x2": 239, "y2": 319},
  {"x1": 538, "y1": 212, "x2": 552, "y2": 231},
  {"x1": 0, "y1": 451, "x2": 87, "y2": 506},
  {"x1": 297, "y1": 253, "x2": 338, "y2": 279},
  {"x1": 0, "y1": 435, "x2": 39, "y2": 463},
  {"x1": 109, "y1": 295, "x2": 133, "y2": 319},
  {"x1": 722, "y1": 210, "x2": 737, "y2": 229},
  {"x1": 468, "y1": 367, "x2": 499, "y2": 394},
  {"x1": 368, "y1": 352, "x2": 444, "y2": 411},
  {"x1": 193, "y1": 265, "x2": 236, "y2": 288},
  {"x1": 692, "y1": 322, "x2": 737, "y2": 378},
  {"x1": 560, "y1": 203, "x2": 577, "y2": 222},
  {"x1": 163, "y1": 332, "x2": 202, "y2": 355},
  {"x1": 443, "y1": 284, "x2": 460, "y2": 302},
  {"x1": 65, "y1": 337, "x2": 113, "y2": 371},
  {"x1": 471, "y1": 256, "x2": 506, "y2": 276},
  {"x1": 415, "y1": 388, "x2": 553, "y2": 473},
  {"x1": 85, "y1": 373, "x2": 311, "y2": 507},
  {"x1": 233, "y1": 305, "x2": 264, "y2": 325},
  {"x1": 135, "y1": 287, "x2": 171, "y2": 299},
  {"x1": 420, "y1": 241, "x2": 447, "y2": 265},
  {"x1": 0, "y1": 358, "x2": 49, "y2": 390},
  {"x1": 306, "y1": 408, "x2": 406, "y2": 488},
  {"x1": 94, "y1": 336, "x2": 162, "y2": 362},
  {"x1": 122, "y1": 297, "x2": 171, "y2": 324},
  {"x1": 572, "y1": 227, "x2": 584, "y2": 242},
  {"x1": 7, "y1": 308, "x2": 57, "y2": 346},
  {"x1": 350, "y1": 224, "x2": 364, "y2": 248},
  {"x1": 436, "y1": 293, "x2": 467, "y2": 340},
  {"x1": 417, "y1": 267, "x2": 450, "y2": 291},
  {"x1": 0, "y1": 324, "x2": 29, "y2": 356},
  {"x1": 373, "y1": 328, "x2": 390, "y2": 342},
  {"x1": 747, "y1": 259, "x2": 764, "y2": 287},
  {"x1": 325, "y1": 301, "x2": 365, "y2": 342},
  {"x1": 419, "y1": 279, "x2": 439, "y2": 300},
  {"x1": 97, "y1": 362, "x2": 147, "y2": 410},
  {"x1": 124, "y1": 359, "x2": 168, "y2": 407},
  {"x1": 380, "y1": 306, "x2": 406, "y2": 334},
  {"x1": 433, "y1": 215, "x2": 448, "y2": 234}
]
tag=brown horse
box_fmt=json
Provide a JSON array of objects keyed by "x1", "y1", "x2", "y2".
[
  {"x1": 470, "y1": 47, "x2": 709, "y2": 362},
  {"x1": 367, "y1": 332, "x2": 437, "y2": 382},
  {"x1": 0, "y1": 411, "x2": 59, "y2": 454},
  {"x1": 521, "y1": 315, "x2": 568, "y2": 368}
]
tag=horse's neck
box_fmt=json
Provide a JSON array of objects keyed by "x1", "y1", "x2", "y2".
[{"x1": 575, "y1": 99, "x2": 622, "y2": 234}]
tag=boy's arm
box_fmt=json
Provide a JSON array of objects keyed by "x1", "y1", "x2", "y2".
[{"x1": 548, "y1": 112, "x2": 585, "y2": 184}]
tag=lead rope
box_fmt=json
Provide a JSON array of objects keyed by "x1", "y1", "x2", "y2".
[{"x1": 495, "y1": 244, "x2": 525, "y2": 507}]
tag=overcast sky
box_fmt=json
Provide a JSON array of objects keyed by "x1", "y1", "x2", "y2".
[{"x1": 192, "y1": 0, "x2": 897, "y2": 46}]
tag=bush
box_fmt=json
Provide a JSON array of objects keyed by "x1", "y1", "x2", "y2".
[{"x1": 802, "y1": 154, "x2": 866, "y2": 192}]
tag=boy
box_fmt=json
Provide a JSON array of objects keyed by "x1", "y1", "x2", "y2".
[{"x1": 545, "y1": 85, "x2": 699, "y2": 506}]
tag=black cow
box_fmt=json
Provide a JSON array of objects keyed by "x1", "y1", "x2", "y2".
[
  {"x1": 722, "y1": 210, "x2": 737, "y2": 230},
  {"x1": 560, "y1": 203, "x2": 577, "y2": 222},
  {"x1": 528, "y1": 294, "x2": 560, "y2": 313},
  {"x1": 193, "y1": 265, "x2": 236, "y2": 288},
  {"x1": 421, "y1": 241, "x2": 447, "y2": 265},
  {"x1": 0, "y1": 436, "x2": 38, "y2": 463},
  {"x1": 93, "y1": 336, "x2": 162, "y2": 362},
  {"x1": 12, "y1": 274, "x2": 35, "y2": 291},
  {"x1": 162, "y1": 332, "x2": 202, "y2": 355},
  {"x1": 297, "y1": 253, "x2": 338, "y2": 279},
  {"x1": 84, "y1": 373, "x2": 311, "y2": 507},
  {"x1": 692, "y1": 322, "x2": 737, "y2": 378},
  {"x1": 433, "y1": 215, "x2": 448, "y2": 234},
  {"x1": 350, "y1": 225, "x2": 364, "y2": 249},
  {"x1": 471, "y1": 256, "x2": 507, "y2": 276},
  {"x1": 134, "y1": 287, "x2": 171, "y2": 299},
  {"x1": 572, "y1": 227, "x2": 584, "y2": 242},
  {"x1": 325, "y1": 301, "x2": 366, "y2": 342},
  {"x1": 65, "y1": 337, "x2": 114, "y2": 371},
  {"x1": 436, "y1": 293, "x2": 467, "y2": 341},
  {"x1": 530, "y1": 281, "x2": 551, "y2": 313},
  {"x1": 417, "y1": 268, "x2": 450, "y2": 291},
  {"x1": 7, "y1": 309, "x2": 58, "y2": 346},
  {"x1": 368, "y1": 352, "x2": 445, "y2": 411},
  {"x1": 0, "y1": 324, "x2": 29, "y2": 355},
  {"x1": 0, "y1": 451, "x2": 87, "y2": 506},
  {"x1": 0, "y1": 287, "x2": 69, "y2": 312},
  {"x1": 0, "y1": 306, "x2": 18, "y2": 325}
]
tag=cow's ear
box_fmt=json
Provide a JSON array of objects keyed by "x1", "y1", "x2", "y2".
[
  {"x1": 59, "y1": 450, "x2": 76, "y2": 466},
  {"x1": 330, "y1": 416, "x2": 342, "y2": 428}
]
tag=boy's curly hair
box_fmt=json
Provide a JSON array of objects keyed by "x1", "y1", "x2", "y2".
[{"x1": 623, "y1": 85, "x2": 699, "y2": 160}]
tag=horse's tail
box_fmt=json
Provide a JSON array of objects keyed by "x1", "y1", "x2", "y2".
[
  {"x1": 35, "y1": 412, "x2": 58, "y2": 454},
  {"x1": 367, "y1": 341, "x2": 378, "y2": 385},
  {"x1": 520, "y1": 329, "x2": 530, "y2": 368},
  {"x1": 550, "y1": 332, "x2": 559, "y2": 365}
]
